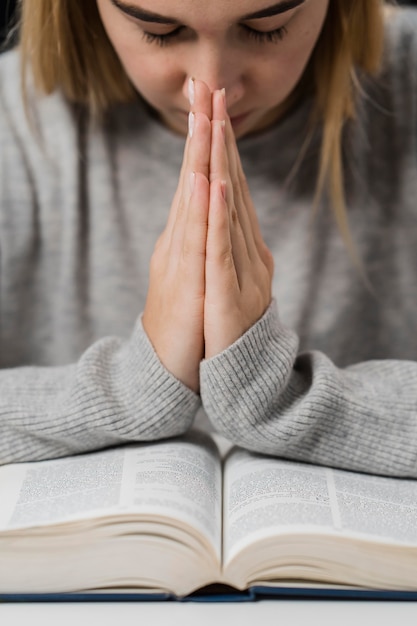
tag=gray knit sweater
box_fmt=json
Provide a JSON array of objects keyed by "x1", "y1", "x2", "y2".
[{"x1": 1, "y1": 9, "x2": 416, "y2": 475}]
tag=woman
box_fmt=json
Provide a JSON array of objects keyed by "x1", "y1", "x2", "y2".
[{"x1": 0, "y1": 0, "x2": 416, "y2": 475}]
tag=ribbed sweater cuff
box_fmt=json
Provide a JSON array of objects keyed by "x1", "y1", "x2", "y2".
[
  {"x1": 200, "y1": 300, "x2": 298, "y2": 431},
  {"x1": 117, "y1": 317, "x2": 201, "y2": 438}
]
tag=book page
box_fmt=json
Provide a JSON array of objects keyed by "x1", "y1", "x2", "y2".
[
  {"x1": 223, "y1": 449, "x2": 417, "y2": 564},
  {"x1": 223, "y1": 450, "x2": 334, "y2": 562},
  {"x1": 331, "y1": 470, "x2": 417, "y2": 544},
  {"x1": 120, "y1": 431, "x2": 222, "y2": 553},
  {"x1": 0, "y1": 431, "x2": 222, "y2": 556}
]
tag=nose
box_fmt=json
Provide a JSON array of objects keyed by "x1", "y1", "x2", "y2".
[{"x1": 182, "y1": 40, "x2": 245, "y2": 109}]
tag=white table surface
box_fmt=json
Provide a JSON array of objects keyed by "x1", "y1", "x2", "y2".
[{"x1": 2, "y1": 600, "x2": 417, "y2": 626}]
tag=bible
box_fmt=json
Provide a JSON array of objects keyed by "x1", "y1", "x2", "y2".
[{"x1": 1, "y1": 429, "x2": 417, "y2": 600}]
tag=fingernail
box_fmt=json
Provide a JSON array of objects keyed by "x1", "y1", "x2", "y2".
[
  {"x1": 189, "y1": 171, "x2": 196, "y2": 194},
  {"x1": 188, "y1": 112, "x2": 195, "y2": 138},
  {"x1": 221, "y1": 88, "x2": 226, "y2": 107},
  {"x1": 188, "y1": 77, "x2": 195, "y2": 106}
]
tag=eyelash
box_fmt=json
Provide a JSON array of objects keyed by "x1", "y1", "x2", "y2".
[{"x1": 142, "y1": 25, "x2": 288, "y2": 47}]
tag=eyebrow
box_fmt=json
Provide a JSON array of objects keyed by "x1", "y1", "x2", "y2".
[
  {"x1": 242, "y1": 0, "x2": 306, "y2": 20},
  {"x1": 110, "y1": 0, "x2": 306, "y2": 24},
  {"x1": 110, "y1": 0, "x2": 179, "y2": 23}
]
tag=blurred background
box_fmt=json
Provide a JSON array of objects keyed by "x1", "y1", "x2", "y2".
[
  {"x1": 0, "y1": 0, "x2": 17, "y2": 52},
  {"x1": 1, "y1": 0, "x2": 18, "y2": 50},
  {"x1": 1, "y1": 0, "x2": 417, "y2": 50}
]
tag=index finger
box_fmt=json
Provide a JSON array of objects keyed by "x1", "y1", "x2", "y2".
[{"x1": 189, "y1": 78, "x2": 212, "y2": 121}]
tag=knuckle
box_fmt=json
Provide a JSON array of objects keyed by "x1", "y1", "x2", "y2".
[
  {"x1": 218, "y1": 248, "x2": 235, "y2": 271},
  {"x1": 230, "y1": 207, "x2": 239, "y2": 225},
  {"x1": 181, "y1": 241, "x2": 195, "y2": 261},
  {"x1": 180, "y1": 243, "x2": 205, "y2": 272},
  {"x1": 263, "y1": 246, "x2": 275, "y2": 276},
  {"x1": 149, "y1": 250, "x2": 163, "y2": 275},
  {"x1": 232, "y1": 180, "x2": 242, "y2": 203},
  {"x1": 239, "y1": 174, "x2": 250, "y2": 196},
  {"x1": 154, "y1": 234, "x2": 165, "y2": 252}
]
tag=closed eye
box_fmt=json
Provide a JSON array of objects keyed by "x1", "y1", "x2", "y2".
[
  {"x1": 241, "y1": 24, "x2": 288, "y2": 44},
  {"x1": 142, "y1": 24, "x2": 288, "y2": 47},
  {"x1": 141, "y1": 26, "x2": 185, "y2": 46}
]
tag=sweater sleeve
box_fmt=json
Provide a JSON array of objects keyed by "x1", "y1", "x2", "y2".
[
  {"x1": 0, "y1": 318, "x2": 200, "y2": 465},
  {"x1": 200, "y1": 301, "x2": 417, "y2": 477},
  {"x1": 0, "y1": 51, "x2": 200, "y2": 466},
  {"x1": 200, "y1": 9, "x2": 417, "y2": 477}
]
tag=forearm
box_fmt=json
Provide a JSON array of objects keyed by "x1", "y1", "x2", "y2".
[
  {"x1": 200, "y1": 300, "x2": 417, "y2": 477},
  {"x1": 0, "y1": 318, "x2": 200, "y2": 465}
]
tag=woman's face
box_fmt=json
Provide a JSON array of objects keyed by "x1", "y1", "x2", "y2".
[{"x1": 96, "y1": 0, "x2": 329, "y2": 138}]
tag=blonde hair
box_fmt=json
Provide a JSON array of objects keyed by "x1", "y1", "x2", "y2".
[
  {"x1": 18, "y1": 0, "x2": 386, "y2": 250},
  {"x1": 311, "y1": 0, "x2": 385, "y2": 257}
]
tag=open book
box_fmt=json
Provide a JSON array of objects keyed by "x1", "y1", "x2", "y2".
[{"x1": 1, "y1": 430, "x2": 417, "y2": 600}]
